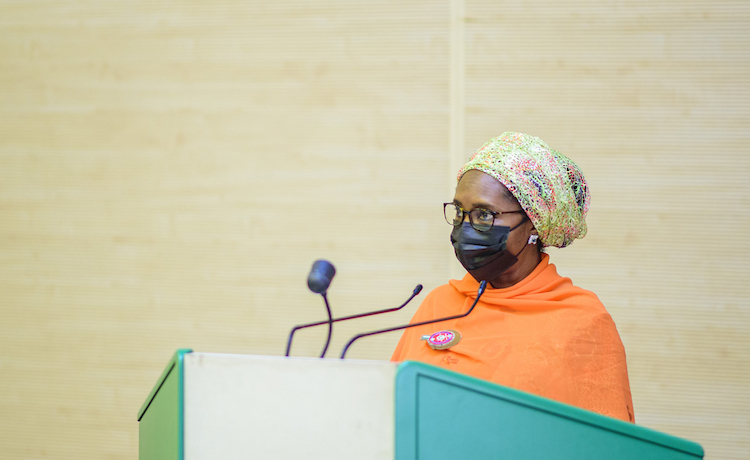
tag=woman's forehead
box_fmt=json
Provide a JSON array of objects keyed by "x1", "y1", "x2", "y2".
[{"x1": 455, "y1": 170, "x2": 519, "y2": 209}]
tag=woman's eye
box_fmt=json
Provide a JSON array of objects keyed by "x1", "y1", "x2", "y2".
[{"x1": 477, "y1": 209, "x2": 494, "y2": 222}]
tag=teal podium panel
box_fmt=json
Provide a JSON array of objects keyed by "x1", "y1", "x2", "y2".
[
  {"x1": 138, "y1": 351, "x2": 703, "y2": 460},
  {"x1": 395, "y1": 361, "x2": 703, "y2": 460}
]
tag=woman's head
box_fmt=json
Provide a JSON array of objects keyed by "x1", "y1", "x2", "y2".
[
  {"x1": 458, "y1": 132, "x2": 590, "y2": 248},
  {"x1": 450, "y1": 169, "x2": 541, "y2": 288}
]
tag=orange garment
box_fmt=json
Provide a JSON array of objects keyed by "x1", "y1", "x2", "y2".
[{"x1": 391, "y1": 254, "x2": 634, "y2": 422}]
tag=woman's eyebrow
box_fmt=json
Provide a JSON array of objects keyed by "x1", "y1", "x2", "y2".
[{"x1": 453, "y1": 198, "x2": 498, "y2": 210}]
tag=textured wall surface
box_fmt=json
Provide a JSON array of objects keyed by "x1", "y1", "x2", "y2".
[
  {"x1": 461, "y1": 2, "x2": 750, "y2": 459},
  {"x1": 0, "y1": 1, "x2": 748, "y2": 459}
]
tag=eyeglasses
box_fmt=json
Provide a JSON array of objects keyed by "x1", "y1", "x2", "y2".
[{"x1": 443, "y1": 203, "x2": 525, "y2": 232}]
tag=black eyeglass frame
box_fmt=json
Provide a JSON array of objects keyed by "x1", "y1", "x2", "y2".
[{"x1": 443, "y1": 202, "x2": 525, "y2": 232}]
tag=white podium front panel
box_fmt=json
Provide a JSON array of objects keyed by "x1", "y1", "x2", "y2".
[{"x1": 183, "y1": 353, "x2": 398, "y2": 460}]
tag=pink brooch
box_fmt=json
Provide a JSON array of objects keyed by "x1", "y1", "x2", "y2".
[{"x1": 421, "y1": 329, "x2": 462, "y2": 350}]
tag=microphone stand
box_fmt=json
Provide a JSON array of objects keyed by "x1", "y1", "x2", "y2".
[
  {"x1": 319, "y1": 292, "x2": 333, "y2": 358},
  {"x1": 304, "y1": 259, "x2": 337, "y2": 358},
  {"x1": 339, "y1": 280, "x2": 488, "y2": 359},
  {"x1": 285, "y1": 285, "x2": 423, "y2": 357}
]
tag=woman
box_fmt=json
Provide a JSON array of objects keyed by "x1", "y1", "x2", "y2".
[{"x1": 391, "y1": 132, "x2": 634, "y2": 422}]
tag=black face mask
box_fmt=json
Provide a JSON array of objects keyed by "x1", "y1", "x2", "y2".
[{"x1": 450, "y1": 220, "x2": 526, "y2": 283}]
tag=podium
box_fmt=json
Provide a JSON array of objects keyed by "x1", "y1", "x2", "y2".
[{"x1": 138, "y1": 350, "x2": 704, "y2": 459}]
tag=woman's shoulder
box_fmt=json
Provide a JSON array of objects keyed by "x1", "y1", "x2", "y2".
[
  {"x1": 421, "y1": 281, "x2": 467, "y2": 305},
  {"x1": 537, "y1": 261, "x2": 609, "y2": 310},
  {"x1": 407, "y1": 281, "x2": 470, "y2": 319},
  {"x1": 426, "y1": 281, "x2": 464, "y2": 296}
]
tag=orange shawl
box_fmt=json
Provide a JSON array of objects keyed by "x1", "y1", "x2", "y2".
[{"x1": 391, "y1": 254, "x2": 634, "y2": 422}]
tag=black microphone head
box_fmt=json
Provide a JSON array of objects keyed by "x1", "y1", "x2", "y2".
[
  {"x1": 413, "y1": 284, "x2": 423, "y2": 295},
  {"x1": 307, "y1": 259, "x2": 336, "y2": 294}
]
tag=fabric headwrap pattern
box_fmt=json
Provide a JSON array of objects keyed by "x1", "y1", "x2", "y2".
[{"x1": 457, "y1": 132, "x2": 591, "y2": 248}]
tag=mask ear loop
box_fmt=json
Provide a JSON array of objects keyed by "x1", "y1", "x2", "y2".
[
  {"x1": 509, "y1": 215, "x2": 533, "y2": 258},
  {"x1": 509, "y1": 219, "x2": 526, "y2": 232},
  {"x1": 481, "y1": 215, "x2": 534, "y2": 288}
]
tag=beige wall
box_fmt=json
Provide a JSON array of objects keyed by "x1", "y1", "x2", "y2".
[{"x1": 0, "y1": 1, "x2": 748, "y2": 459}]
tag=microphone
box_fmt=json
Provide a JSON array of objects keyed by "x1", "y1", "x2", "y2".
[
  {"x1": 285, "y1": 284, "x2": 423, "y2": 357},
  {"x1": 339, "y1": 280, "x2": 488, "y2": 359},
  {"x1": 306, "y1": 260, "x2": 336, "y2": 358},
  {"x1": 308, "y1": 260, "x2": 336, "y2": 294}
]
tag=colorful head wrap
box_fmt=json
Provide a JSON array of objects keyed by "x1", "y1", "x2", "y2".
[{"x1": 457, "y1": 132, "x2": 590, "y2": 248}]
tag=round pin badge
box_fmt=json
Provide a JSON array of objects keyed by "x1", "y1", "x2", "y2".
[{"x1": 423, "y1": 329, "x2": 462, "y2": 350}]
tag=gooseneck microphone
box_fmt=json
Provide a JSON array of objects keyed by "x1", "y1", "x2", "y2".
[
  {"x1": 307, "y1": 259, "x2": 336, "y2": 295},
  {"x1": 339, "y1": 280, "x2": 488, "y2": 359},
  {"x1": 285, "y1": 284, "x2": 423, "y2": 357},
  {"x1": 306, "y1": 260, "x2": 336, "y2": 358}
]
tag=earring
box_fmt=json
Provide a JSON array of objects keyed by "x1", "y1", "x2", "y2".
[{"x1": 527, "y1": 235, "x2": 539, "y2": 245}]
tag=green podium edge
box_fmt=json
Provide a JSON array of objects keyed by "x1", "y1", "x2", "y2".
[{"x1": 137, "y1": 348, "x2": 193, "y2": 460}]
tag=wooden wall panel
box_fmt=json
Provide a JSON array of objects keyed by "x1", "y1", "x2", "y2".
[
  {"x1": 0, "y1": 1, "x2": 451, "y2": 458},
  {"x1": 1, "y1": 1, "x2": 748, "y2": 459},
  {"x1": 462, "y1": 1, "x2": 750, "y2": 459}
]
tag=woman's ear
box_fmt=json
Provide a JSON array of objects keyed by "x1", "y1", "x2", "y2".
[{"x1": 528, "y1": 227, "x2": 542, "y2": 251}]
